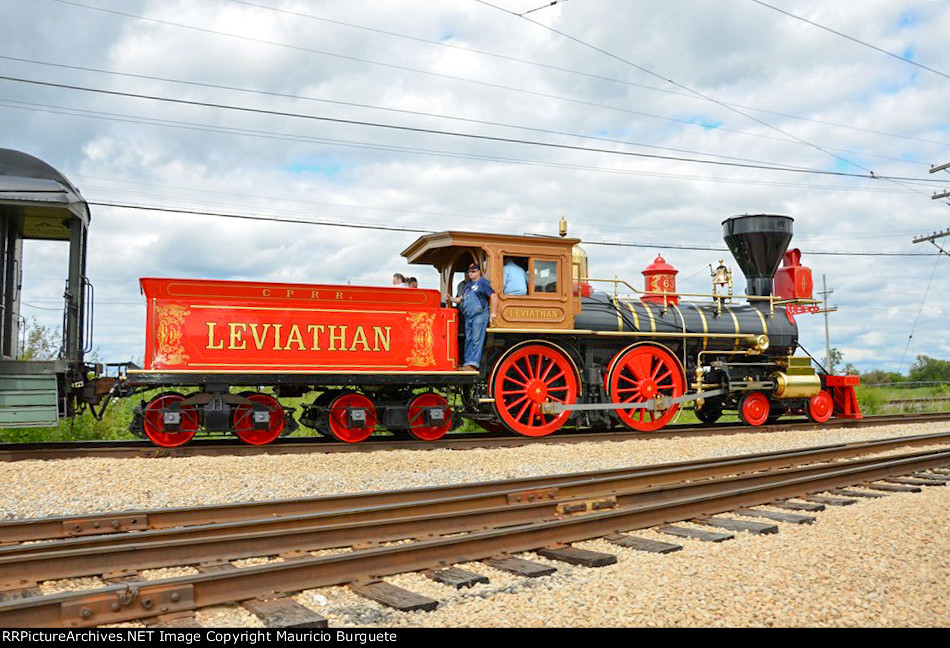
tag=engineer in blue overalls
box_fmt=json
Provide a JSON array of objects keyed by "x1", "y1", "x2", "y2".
[{"x1": 445, "y1": 263, "x2": 497, "y2": 371}]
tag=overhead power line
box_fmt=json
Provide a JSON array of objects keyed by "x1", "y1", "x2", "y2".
[
  {"x1": 45, "y1": 0, "x2": 950, "y2": 161},
  {"x1": 4, "y1": 54, "x2": 942, "y2": 171},
  {"x1": 0, "y1": 55, "x2": 840, "y2": 172},
  {"x1": 749, "y1": 0, "x2": 950, "y2": 82},
  {"x1": 89, "y1": 201, "x2": 941, "y2": 257},
  {"x1": 207, "y1": 2, "x2": 947, "y2": 150},
  {"x1": 1, "y1": 74, "x2": 943, "y2": 187},
  {"x1": 473, "y1": 0, "x2": 932, "y2": 199}
]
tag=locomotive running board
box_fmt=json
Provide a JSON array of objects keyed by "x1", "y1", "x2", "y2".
[{"x1": 541, "y1": 388, "x2": 733, "y2": 414}]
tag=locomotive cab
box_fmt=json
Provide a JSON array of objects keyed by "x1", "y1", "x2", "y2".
[{"x1": 401, "y1": 230, "x2": 582, "y2": 330}]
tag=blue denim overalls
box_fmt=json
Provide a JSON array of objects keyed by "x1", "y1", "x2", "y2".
[{"x1": 459, "y1": 285, "x2": 489, "y2": 368}]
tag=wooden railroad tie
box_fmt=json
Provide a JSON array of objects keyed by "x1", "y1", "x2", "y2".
[
  {"x1": 770, "y1": 499, "x2": 825, "y2": 512},
  {"x1": 349, "y1": 581, "x2": 439, "y2": 612},
  {"x1": 424, "y1": 567, "x2": 489, "y2": 589},
  {"x1": 693, "y1": 516, "x2": 779, "y2": 535},
  {"x1": 657, "y1": 525, "x2": 733, "y2": 543},
  {"x1": 804, "y1": 494, "x2": 856, "y2": 506},
  {"x1": 860, "y1": 481, "x2": 920, "y2": 493},
  {"x1": 604, "y1": 534, "x2": 682, "y2": 554},
  {"x1": 831, "y1": 488, "x2": 885, "y2": 499},
  {"x1": 484, "y1": 556, "x2": 557, "y2": 578},
  {"x1": 535, "y1": 544, "x2": 617, "y2": 567},
  {"x1": 242, "y1": 596, "x2": 328, "y2": 628},
  {"x1": 914, "y1": 471, "x2": 950, "y2": 482},
  {"x1": 885, "y1": 476, "x2": 947, "y2": 487},
  {"x1": 734, "y1": 508, "x2": 815, "y2": 525}
]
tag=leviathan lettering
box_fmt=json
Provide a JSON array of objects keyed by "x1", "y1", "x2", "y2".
[
  {"x1": 205, "y1": 322, "x2": 391, "y2": 352},
  {"x1": 507, "y1": 307, "x2": 560, "y2": 320}
]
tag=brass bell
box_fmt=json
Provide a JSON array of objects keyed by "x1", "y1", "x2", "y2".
[{"x1": 712, "y1": 260, "x2": 731, "y2": 286}]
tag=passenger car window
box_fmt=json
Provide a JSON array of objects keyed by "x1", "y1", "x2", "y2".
[{"x1": 533, "y1": 260, "x2": 558, "y2": 294}]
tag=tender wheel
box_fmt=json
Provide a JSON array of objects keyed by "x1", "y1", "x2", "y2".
[
  {"x1": 492, "y1": 343, "x2": 578, "y2": 436},
  {"x1": 807, "y1": 390, "x2": 834, "y2": 423},
  {"x1": 739, "y1": 392, "x2": 770, "y2": 427},
  {"x1": 407, "y1": 392, "x2": 453, "y2": 441},
  {"x1": 328, "y1": 392, "x2": 377, "y2": 443},
  {"x1": 605, "y1": 344, "x2": 685, "y2": 432},
  {"x1": 695, "y1": 399, "x2": 723, "y2": 425},
  {"x1": 232, "y1": 392, "x2": 285, "y2": 445},
  {"x1": 142, "y1": 392, "x2": 198, "y2": 447}
]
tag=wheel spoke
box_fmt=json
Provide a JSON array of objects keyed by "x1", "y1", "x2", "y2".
[
  {"x1": 503, "y1": 374, "x2": 528, "y2": 388},
  {"x1": 540, "y1": 359, "x2": 555, "y2": 382},
  {"x1": 512, "y1": 361, "x2": 531, "y2": 383},
  {"x1": 513, "y1": 399, "x2": 531, "y2": 423},
  {"x1": 505, "y1": 394, "x2": 530, "y2": 409}
]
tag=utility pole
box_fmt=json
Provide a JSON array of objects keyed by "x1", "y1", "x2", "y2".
[
  {"x1": 912, "y1": 160, "x2": 950, "y2": 255},
  {"x1": 931, "y1": 160, "x2": 950, "y2": 201},
  {"x1": 816, "y1": 274, "x2": 838, "y2": 372}
]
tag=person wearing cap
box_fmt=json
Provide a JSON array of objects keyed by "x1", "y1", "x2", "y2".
[{"x1": 446, "y1": 263, "x2": 497, "y2": 371}]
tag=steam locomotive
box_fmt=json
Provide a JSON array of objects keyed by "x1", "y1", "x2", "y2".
[{"x1": 0, "y1": 149, "x2": 861, "y2": 446}]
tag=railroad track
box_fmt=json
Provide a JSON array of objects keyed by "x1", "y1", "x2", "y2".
[
  {"x1": 1, "y1": 431, "x2": 948, "y2": 627},
  {"x1": 2, "y1": 411, "x2": 949, "y2": 462}
]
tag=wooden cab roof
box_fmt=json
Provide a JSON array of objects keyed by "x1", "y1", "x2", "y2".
[
  {"x1": 402, "y1": 230, "x2": 583, "y2": 330},
  {"x1": 402, "y1": 231, "x2": 580, "y2": 266}
]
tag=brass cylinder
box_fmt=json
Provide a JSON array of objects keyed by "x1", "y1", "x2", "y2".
[
  {"x1": 741, "y1": 334, "x2": 770, "y2": 353},
  {"x1": 771, "y1": 371, "x2": 821, "y2": 399}
]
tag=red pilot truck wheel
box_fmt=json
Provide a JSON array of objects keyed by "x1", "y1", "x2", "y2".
[
  {"x1": 739, "y1": 392, "x2": 770, "y2": 427},
  {"x1": 807, "y1": 390, "x2": 834, "y2": 424}
]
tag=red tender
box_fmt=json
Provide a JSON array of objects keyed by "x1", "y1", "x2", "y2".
[{"x1": 141, "y1": 278, "x2": 459, "y2": 373}]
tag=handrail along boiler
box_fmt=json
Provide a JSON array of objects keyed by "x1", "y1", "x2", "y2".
[{"x1": 0, "y1": 150, "x2": 861, "y2": 445}]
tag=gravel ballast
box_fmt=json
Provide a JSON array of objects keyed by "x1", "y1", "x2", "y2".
[{"x1": 2, "y1": 422, "x2": 949, "y2": 627}]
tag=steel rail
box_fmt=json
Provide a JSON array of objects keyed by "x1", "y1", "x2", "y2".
[
  {"x1": 1, "y1": 446, "x2": 947, "y2": 588},
  {"x1": 2, "y1": 412, "x2": 948, "y2": 462},
  {"x1": 4, "y1": 431, "x2": 950, "y2": 544},
  {"x1": 1, "y1": 449, "x2": 947, "y2": 627}
]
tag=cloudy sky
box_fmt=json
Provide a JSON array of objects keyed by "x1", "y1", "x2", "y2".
[{"x1": 2, "y1": 0, "x2": 949, "y2": 374}]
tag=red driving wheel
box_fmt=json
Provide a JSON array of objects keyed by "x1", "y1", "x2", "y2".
[
  {"x1": 407, "y1": 393, "x2": 453, "y2": 441},
  {"x1": 492, "y1": 343, "x2": 578, "y2": 436},
  {"x1": 605, "y1": 344, "x2": 685, "y2": 432},
  {"x1": 142, "y1": 392, "x2": 199, "y2": 448},
  {"x1": 232, "y1": 392, "x2": 285, "y2": 445},
  {"x1": 739, "y1": 392, "x2": 770, "y2": 427},
  {"x1": 327, "y1": 392, "x2": 377, "y2": 443},
  {"x1": 807, "y1": 389, "x2": 834, "y2": 423}
]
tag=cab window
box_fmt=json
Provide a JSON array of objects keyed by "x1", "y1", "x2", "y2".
[
  {"x1": 533, "y1": 260, "x2": 558, "y2": 294},
  {"x1": 502, "y1": 256, "x2": 529, "y2": 295}
]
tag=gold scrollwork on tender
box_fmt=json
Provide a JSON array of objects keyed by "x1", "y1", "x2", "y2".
[
  {"x1": 155, "y1": 305, "x2": 191, "y2": 365},
  {"x1": 406, "y1": 312, "x2": 436, "y2": 367}
]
